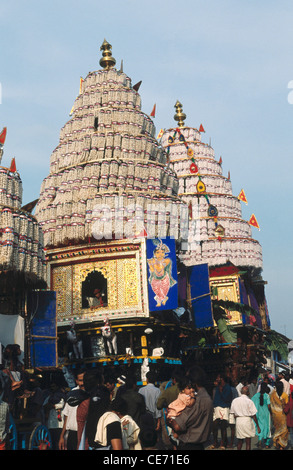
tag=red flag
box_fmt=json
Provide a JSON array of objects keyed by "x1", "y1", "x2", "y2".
[
  {"x1": 248, "y1": 214, "x2": 260, "y2": 229},
  {"x1": 150, "y1": 104, "x2": 156, "y2": 117},
  {"x1": 219, "y1": 156, "x2": 222, "y2": 165},
  {"x1": 238, "y1": 189, "x2": 248, "y2": 204},
  {"x1": 10, "y1": 158, "x2": 16, "y2": 172},
  {"x1": 199, "y1": 124, "x2": 205, "y2": 132},
  {"x1": 0, "y1": 127, "x2": 7, "y2": 145}
]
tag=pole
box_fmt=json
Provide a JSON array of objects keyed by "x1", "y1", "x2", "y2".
[{"x1": 24, "y1": 291, "x2": 32, "y2": 369}]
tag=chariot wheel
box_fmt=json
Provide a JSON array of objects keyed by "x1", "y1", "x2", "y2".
[{"x1": 28, "y1": 424, "x2": 52, "y2": 450}]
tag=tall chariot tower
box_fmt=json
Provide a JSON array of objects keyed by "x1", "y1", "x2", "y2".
[
  {"x1": 35, "y1": 42, "x2": 189, "y2": 378},
  {"x1": 160, "y1": 102, "x2": 270, "y2": 381}
]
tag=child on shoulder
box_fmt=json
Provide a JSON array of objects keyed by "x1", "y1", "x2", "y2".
[{"x1": 166, "y1": 377, "x2": 196, "y2": 448}]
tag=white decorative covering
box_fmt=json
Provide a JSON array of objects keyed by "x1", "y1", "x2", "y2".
[
  {"x1": 35, "y1": 69, "x2": 187, "y2": 247},
  {"x1": 0, "y1": 166, "x2": 46, "y2": 278},
  {"x1": 162, "y1": 126, "x2": 262, "y2": 270}
]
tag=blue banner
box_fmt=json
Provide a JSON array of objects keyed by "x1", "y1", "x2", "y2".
[
  {"x1": 239, "y1": 279, "x2": 248, "y2": 325},
  {"x1": 146, "y1": 238, "x2": 178, "y2": 311},
  {"x1": 27, "y1": 291, "x2": 57, "y2": 368},
  {"x1": 189, "y1": 263, "x2": 213, "y2": 328}
]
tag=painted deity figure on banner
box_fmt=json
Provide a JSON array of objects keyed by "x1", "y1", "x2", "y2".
[{"x1": 147, "y1": 239, "x2": 177, "y2": 308}]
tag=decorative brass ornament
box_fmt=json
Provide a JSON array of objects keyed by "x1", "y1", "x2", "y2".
[
  {"x1": 215, "y1": 224, "x2": 225, "y2": 236},
  {"x1": 174, "y1": 101, "x2": 186, "y2": 128},
  {"x1": 190, "y1": 162, "x2": 198, "y2": 174},
  {"x1": 208, "y1": 204, "x2": 218, "y2": 217},
  {"x1": 100, "y1": 39, "x2": 116, "y2": 70},
  {"x1": 196, "y1": 180, "x2": 206, "y2": 193}
]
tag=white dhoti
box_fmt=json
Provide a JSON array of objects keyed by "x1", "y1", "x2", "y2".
[
  {"x1": 235, "y1": 416, "x2": 256, "y2": 439},
  {"x1": 213, "y1": 406, "x2": 230, "y2": 421},
  {"x1": 228, "y1": 411, "x2": 235, "y2": 425}
]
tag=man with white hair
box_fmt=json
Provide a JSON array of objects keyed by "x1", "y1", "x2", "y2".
[{"x1": 230, "y1": 385, "x2": 261, "y2": 450}]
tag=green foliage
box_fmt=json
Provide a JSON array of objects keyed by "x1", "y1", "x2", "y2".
[
  {"x1": 197, "y1": 337, "x2": 206, "y2": 347},
  {"x1": 195, "y1": 301, "x2": 289, "y2": 359},
  {"x1": 211, "y1": 299, "x2": 258, "y2": 344},
  {"x1": 264, "y1": 330, "x2": 289, "y2": 360},
  {"x1": 212, "y1": 299, "x2": 258, "y2": 317}
]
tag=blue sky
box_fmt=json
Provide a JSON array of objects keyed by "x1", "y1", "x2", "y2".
[{"x1": 1, "y1": 1, "x2": 292, "y2": 339}]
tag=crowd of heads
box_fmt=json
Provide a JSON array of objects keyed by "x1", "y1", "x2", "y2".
[{"x1": 2, "y1": 339, "x2": 293, "y2": 451}]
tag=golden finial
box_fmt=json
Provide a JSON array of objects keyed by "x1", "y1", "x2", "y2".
[
  {"x1": 99, "y1": 39, "x2": 116, "y2": 70},
  {"x1": 174, "y1": 100, "x2": 186, "y2": 127}
]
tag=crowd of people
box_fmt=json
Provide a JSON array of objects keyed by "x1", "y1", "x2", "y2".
[
  {"x1": 0, "y1": 344, "x2": 293, "y2": 451},
  {"x1": 208, "y1": 370, "x2": 293, "y2": 450}
]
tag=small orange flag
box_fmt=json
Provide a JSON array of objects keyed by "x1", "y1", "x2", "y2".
[
  {"x1": 248, "y1": 214, "x2": 260, "y2": 230},
  {"x1": 0, "y1": 127, "x2": 7, "y2": 145},
  {"x1": 150, "y1": 104, "x2": 156, "y2": 117},
  {"x1": 238, "y1": 189, "x2": 248, "y2": 204},
  {"x1": 10, "y1": 158, "x2": 16, "y2": 172},
  {"x1": 157, "y1": 129, "x2": 164, "y2": 139}
]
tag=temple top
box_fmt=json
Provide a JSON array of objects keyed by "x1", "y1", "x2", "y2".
[
  {"x1": 99, "y1": 39, "x2": 116, "y2": 70},
  {"x1": 174, "y1": 101, "x2": 186, "y2": 127}
]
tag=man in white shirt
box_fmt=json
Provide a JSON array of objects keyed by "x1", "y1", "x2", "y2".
[
  {"x1": 59, "y1": 370, "x2": 85, "y2": 450},
  {"x1": 230, "y1": 385, "x2": 260, "y2": 450},
  {"x1": 278, "y1": 372, "x2": 290, "y2": 396}
]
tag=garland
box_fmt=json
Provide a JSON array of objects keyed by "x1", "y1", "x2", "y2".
[
  {"x1": 168, "y1": 127, "x2": 221, "y2": 236},
  {"x1": 168, "y1": 128, "x2": 259, "y2": 240}
]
